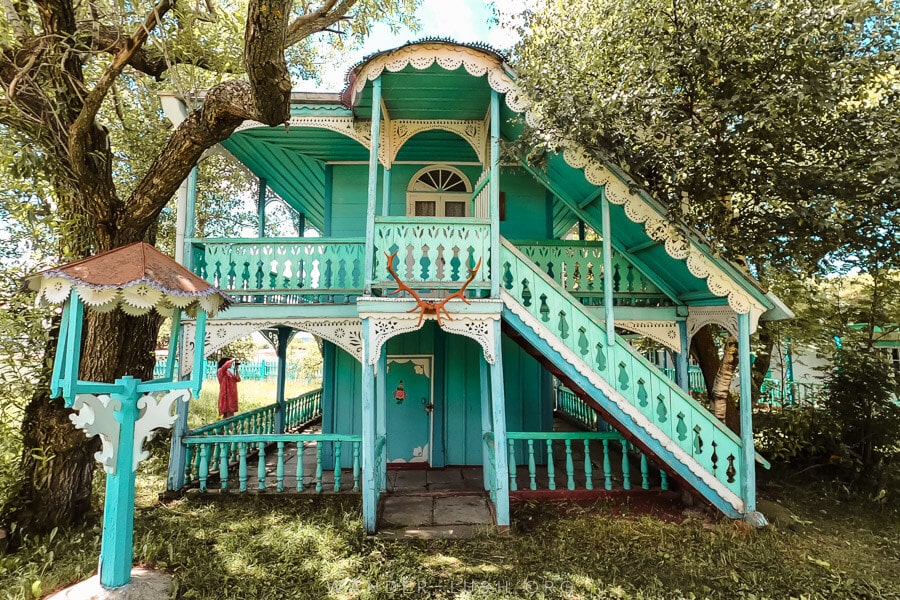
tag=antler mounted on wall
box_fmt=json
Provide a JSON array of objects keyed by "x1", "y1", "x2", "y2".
[{"x1": 384, "y1": 251, "x2": 482, "y2": 327}]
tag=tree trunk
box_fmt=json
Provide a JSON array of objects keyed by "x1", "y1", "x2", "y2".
[
  {"x1": 711, "y1": 335, "x2": 741, "y2": 434},
  {"x1": 690, "y1": 325, "x2": 720, "y2": 400}
]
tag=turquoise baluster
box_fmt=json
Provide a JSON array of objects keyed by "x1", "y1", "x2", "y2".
[
  {"x1": 583, "y1": 440, "x2": 593, "y2": 490},
  {"x1": 352, "y1": 442, "x2": 360, "y2": 492},
  {"x1": 546, "y1": 440, "x2": 556, "y2": 491},
  {"x1": 602, "y1": 439, "x2": 612, "y2": 490},
  {"x1": 660, "y1": 469, "x2": 669, "y2": 490},
  {"x1": 296, "y1": 440, "x2": 305, "y2": 491},
  {"x1": 276, "y1": 442, "x2": 285, "y2": 492},
  {"x1": 565, "y1": 439, "x2": 575, "y2": 490},
  {"x1": 199, "y1": 445, "x2": 209, "y2": 493},
  {"x1": 238, "y1": 443, "x2": 248, "y2": 492},
  {"x1": 527, "y1": 440, "x2": 537, "y2": 490},
  {"x1": 210, "y1": 441, "x2": 219, "y2": 473},
  {"x1": 183, "y1": 445, "x2": 194, "y2": 486},
  {"x1": 508, "y1": 439, "x2": 517, "y2": 491},
  {"x1": 257, "y1": 442, "x2": 266, "y2": 491},
  {"x1": 333, "y1": 442, "x2": 342, "y2": 492},
  {"x1": 219, "y1": 443, "x2": 229, "y2": 491},
  {"x1": 315, "y1": 442, "x2": 323, "y2": 493},
  {"x1": 641, "y1": 453, "x2": 649, "y2": 490},
  {"x1": 621, "y1": 440, "x2": 631, "y2": 490}
]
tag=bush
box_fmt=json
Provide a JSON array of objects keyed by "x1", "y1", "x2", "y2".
[{"x1": 755, "y1": 406, "x2": 843, "y2": 466}]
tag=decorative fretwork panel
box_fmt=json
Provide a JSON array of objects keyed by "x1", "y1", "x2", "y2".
[
  {"x1": 193, "y1": 239, "x2": 365, "y2": 302},
  {"x1": 511, "y1": 241, "x2": 670, "y2": 307},
  {"x1": 372, "y1": 217, "x2": 491, "y2": 291}
]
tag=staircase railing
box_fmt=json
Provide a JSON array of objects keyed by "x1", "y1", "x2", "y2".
[
  {"x1": 506, "y1": 431, "x2": 668, "y2": 493},
  {"x1": 501, "y1": 239, "x2": 747, "y2": 511}
]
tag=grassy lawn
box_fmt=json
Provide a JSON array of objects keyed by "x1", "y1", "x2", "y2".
[{"x1": 2, "y1": 466, "x2": 898, "y2": 599}]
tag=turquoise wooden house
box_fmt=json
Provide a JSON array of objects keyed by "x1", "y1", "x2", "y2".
[{"x1": 163, "y1": 41, "x2": 791, "y2": 532}]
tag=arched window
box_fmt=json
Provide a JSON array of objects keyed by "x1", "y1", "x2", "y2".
[{"x1": 406, "y1": 165, "x2": 472, "y2": 218}]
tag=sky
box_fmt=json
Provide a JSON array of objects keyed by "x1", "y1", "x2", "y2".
[{"x1": 300, "y1": 0, "x2": 532, "y2": 92}]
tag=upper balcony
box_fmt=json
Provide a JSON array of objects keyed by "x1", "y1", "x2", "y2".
[{"x1": 190, "y1": 219, "x2": 671, "y2": 309}]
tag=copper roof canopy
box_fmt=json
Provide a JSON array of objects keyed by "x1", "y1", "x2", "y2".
[{"x1": 26, "y1": 242, "x2": 230, "y2": 317}]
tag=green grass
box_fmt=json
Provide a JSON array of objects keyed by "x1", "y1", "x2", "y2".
[{"x1": 2, "y1": 470, "x2": 898, "y2": 600}]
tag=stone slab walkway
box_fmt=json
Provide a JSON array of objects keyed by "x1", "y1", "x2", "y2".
[{"x1": 378, "y1": 494, "x2": 494, "y2": 539}]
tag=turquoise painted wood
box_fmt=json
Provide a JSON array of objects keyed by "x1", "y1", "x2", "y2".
[
  {"x1": 364, "y1": 76, "x2": 383, "y2": 293},
  {"x1": 184, "y1": 433, "x2": 361, "y2": 493},
  {"x1": 505, "y1": 431, "x2": 668, "y2": 493},
  {"x1": 192, "y1": 238, "x2": 365, "y2": 301},
  {"x1": 384, "y1": 357, "x2": 433, "y2": 463},
  {"x1": 511, "y1": 241, "x2": 668, "y2": 308},
  {"x1": 372, "y1": 217, "x2": 491, "y2": 290},
  {"x1": 489, "y1": 319, "x2": 510, "y2": 526},
  {"x1": 183, "y1": 389, "x2": 321, "y2": 485},
  {"x1": 500, "y1": 239, "x2": 747, "y2": 512},
  {"x1": 99, "y1": 377, "x2": 139, "y2": 589},
  {"x1": 555, "y1": 386, "x2": 602, "y2": 431}
]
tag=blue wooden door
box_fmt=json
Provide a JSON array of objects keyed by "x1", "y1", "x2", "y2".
[{"x1": 385, "y1": 356, "x2": 433, "y2": 464}]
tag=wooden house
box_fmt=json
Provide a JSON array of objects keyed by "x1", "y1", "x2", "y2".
[{"x1": 162, "y1": 41, "x2": 792, "y2": 532}]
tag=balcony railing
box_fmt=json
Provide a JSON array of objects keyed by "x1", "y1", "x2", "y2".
[
  {"x1": 192, "y1": 238, "x2": 365, "y2": 303},
  {"x1": 189, "y1": 231, "x2": 672, "y2": 307},
  {"x1": 372, "y1": 217, "x2": 492, "y2": 293}
]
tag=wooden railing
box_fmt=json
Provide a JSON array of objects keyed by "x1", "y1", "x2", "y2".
[
  {"x1": 501, "y1": 239, "x2": 747, "y2": 501},
  {"x1": 192, "y1": 238, "x2": 365, "y2": 302},
  {"x1": 555, "y1": 386, "x2": 603, "y2": 431},
  {"x1": 183, "y1": 433, "x2": 361, "y2": 493},
  {"x1": 758, "y1": 379, "x2": 825, "y2": 407},
  {"x1": 372, "y1": 217, "x2": 492, "y2": 292},
  {"x1": 184, "y1": 389, "x2": 322, "y2": 486},
  {"x1": 509, "y1": 240, "x2": 670, "y2": 307},
  {"x1": 506, "y1": 431, "x2": 668, "y2": 493}
]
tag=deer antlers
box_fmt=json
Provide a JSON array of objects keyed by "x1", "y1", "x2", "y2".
[{"x1": 383, "y1": 251, "x2": 482, "y2": 327}]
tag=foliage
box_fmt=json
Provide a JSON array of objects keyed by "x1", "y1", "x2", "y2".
[
  {"x1": 754, "y1": 406, "x2": 843, "y2": 466},
  {"x1": 515, "y1": 0, "x2": 899, "y2": 276},
  {"x1": 0, "y1": 482, "x2": 898, "y2": 599}
]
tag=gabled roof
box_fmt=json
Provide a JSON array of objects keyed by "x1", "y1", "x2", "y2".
[{"x1": 215, "y1": 41, "x2": 791, "y2": 323}]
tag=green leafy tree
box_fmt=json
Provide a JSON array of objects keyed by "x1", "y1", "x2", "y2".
[
  {"x1": 0, "y1": 0, "x2": 417, "y2": 536},
  {"x1": 515, "y1": 0, "x2": 899, "y2": 427}
]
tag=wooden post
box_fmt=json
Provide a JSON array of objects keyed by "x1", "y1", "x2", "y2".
[
  {"x1": 360, "y1": 319, "x2": 377, "y2": 533},
  {"x1": 323, "y1": 165, "x2": 333, "y2": 237},
  {"x1": 99, "y1": 377, "x2": 140, "y2": 588},
  {"x1": 381, "y1": 166, "x2": 391, "y2": 217},
  {"x1": 490, "y1": 89, "x2": 501, "y2": 298},
  {"x1": 489, "y1": 320, "x2": 509, "y2": 527},
  {"x1": 258, "y1": 177, "x2": 267, "y2": 238},
  {"x1": 601, "y1": 193, "x2": 615, "y2": 343},
  {"x1": 480, "y1": 352, "x2": 492, "y2": 491},
  {"x1": 274, "y1": 326, "x2": 292, "y2": 434},
  {"x1": 363, "y1": 78, "x2": 383, "y2": 294},
  {"x1": 675, "y1": 320, "x2": 690, "y2": 393},
  {"x1": 738, "y1": 312, "x2": 764, "y2": 524},
  {"x1": 164, "y1": 308, "x2": 188, "y2": 492},
  {"x1": 376, "y1": 349, "x2": 387, "y2": 492}
]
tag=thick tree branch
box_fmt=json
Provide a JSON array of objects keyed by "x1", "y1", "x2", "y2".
[
  {"x1": 83, "y1": 23, "x2": 227, "y2": 80},
  {"x1": 285, "y1": 0, "x2": 356, "y2": 46},
  {"x1": 244, "y1": 0, "x2": 292, "y2": 124},
  {"x1": 1, "y1": 0, "x2": 26, "y2": 41},
  {"x1": 69, "y1": 0, "x2": 172, "y2": 156}
]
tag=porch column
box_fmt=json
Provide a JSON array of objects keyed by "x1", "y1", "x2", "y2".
[
  {"x1": 363, "y1": 77, "x2": 383, "y2": 294},
  {"x1": 323, "y1": 165, "x2": 333, "y2": 236},
  {"x1": 381, "y1": 165, "x2": 391, "y2": 216},
  {"x1": 479, "y1": 352, "x2": 492, "y2": 491},
  {"x1": 738, "y1": 312, "x2": 764, "y2": 524},
  {"x1": 258, "y1": 177, "x2": 267, "y2": 237},
  {"x1": 675, "y1": 320, "x2": 691, "y2": 393},
  {"x1": 376, "y1": 349, "x2": 387, "y2": 492},
  {"x1": 601, "y1": 193, "x2": 615, "y2": 342},
  {"x1": 360, "y1": 318, "x2": 378, "y2": 533},
  {"x1": 785, "y1": 337, "x2": 795, "y2": 406},
  {"x1": 165, "y1": 309, "x2": 188, "y2": 491},
  {"x1": 489, "y1": 320, "x2": 510, "y2": 528},
  {"x1": 490, "y1": 89, "x2": 501, "y2": 298},
  {"x1": 169, "y1": 159, "x2": 198, "y2": 491},
  {"x1": 274, "y1": 326, "x2": 293, "y2": 434},
  {"x1": 99, "y1": 377, "x2": 140, "y2": 588}
]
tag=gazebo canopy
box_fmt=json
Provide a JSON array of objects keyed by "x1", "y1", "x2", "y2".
[{"x1": 26, "y1": 242, "x2": 230, "y2": 317}]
